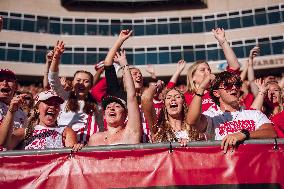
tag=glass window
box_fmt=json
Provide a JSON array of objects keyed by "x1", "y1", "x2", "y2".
[
  {"x1": 2, "y1": 17, "x2": 8, "y2": 30},
  {"x1": 206, "y1": 49, "x2": 219, "y2": 61},
  {"x1": 134, "y1": 53, "x2": 145, "y2": 65},
  {"x1": 74, "y1": 24, "x2": 85, "y2": 35},
  {"x1": 7, "y1": 49, "x2": 20, "y2": 61},
  {"x1": 73, "y1": 53, "x2": 85, "y2": 64},
  {"x1": 169, "y1": 23, "x2": 180, "y2": 34},
  {"x1": 61, "y1": 53, "x2": 73, "y2": 64},
  {"x1": 35, "y1": 50, "x2": 46, "y2": 63},
  {"x1": 146, "y1": 24, "x2": 156, "y2": 35},
  {"x1": 134, "y1": 25, "x2": 144, "y2": 36},
  {"x1": 195, "y1": 50, "x2": 206, "y2": 60},
  {"x1": 192, "y1": 21, "x2": 204, "y2": 33},
  {"x1": 98, "y1": 24, "x2": 109, "y2": 35},
  {"x1": 181, "y1": 21, "x2": 192, "y2": 33},
  {"x1": 268, "y1": 12, "x2": 281, "y2": 24},
  {"x1": 171, "y1": 51, "x2": 181, "y2": 63},
  {"x1": 86, "y1": 53, "x2": 98, "y2": 64},
  {"x1": 159, "y1": 52, "x2": 170, "y2": 64},
  {"x1": 254, "y1": 13, "x2": 267, "y2": 25},
  {"x1": 259, "y1": 43, "x2": 271, "y2": 55},
  {"x1": 9, "y1": 18, "x2": 21, "y2": 31},
  {"x1": 147, "y1": 52, "x2": 157, "y2": 64},
  {"x1": 50, "y1": 22, "x2": 60, "y2": 34},
  {"x1": 242, "y1": 15, "x2": 254, "y2": 27},
  {"x1": 205, "y1": 20, "x2": 215, "y2": 32},
  {"x1": 272, "y1": 41, "x2": 284, "y2": 54},
  {"x1": 36, "y1": 18, "x2": 48, "y2": 33},
  {"x1": 62, "y1": 23, "x2": 73, "y2": 35},
  {"x1": 157, "y1": 24, "x2": 168, "y2": 35},
  {"x1": 111, "y1": 24, "x2": 121, "y2": 36},
  {"x1": 23, "y1": 20, "x2": 35, "y2": 32},
  {"x1": 183, "y1": 50, "x2": 194, "y2": 62},
  {"x1": 86, "y1": 24, "x2": 97, "y2": 35},
  {"x1": 218, "y1": 49, "x2": 225, "y2": 60},
  {"x1": 229, "y1": 17, "x2": 241, "y2": 29},
  {"x1": 232, "y1": 46, "x2": 245, "y2": 58},
  {"x1": 0, "y1": 48, "x2": 6, "y2": 60},
  {"x1": 121, "y1": 24, "x2": 132, "y2": 31},
  {"x1": 244, "y1": 45, "x2": 255, "y2": 57},
  {"x1": 216, "y1": 19, "x2": 228, "y2": 29},
  {"x1": 21, "y1": 50, "x2": 33, "y2": 63},
  {"x1": 98, "y1": 52, "x2": 107, "y2": 62},
  {"x1": 126, "y1": 52, "x2": 134, "y2": 65}
]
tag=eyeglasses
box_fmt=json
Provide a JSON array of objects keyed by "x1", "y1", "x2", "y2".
[{"x1": 218, "y1": 81, "x2": 242, "y2": 90}]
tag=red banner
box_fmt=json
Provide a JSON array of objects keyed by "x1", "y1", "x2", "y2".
[{"x1": 0, "y1": 143, "x2": 283, "y2": 189}]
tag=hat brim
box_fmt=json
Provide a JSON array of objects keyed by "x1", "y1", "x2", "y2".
[{"x1": 102, "y1": 96, "x2": 126, "y2": 110}]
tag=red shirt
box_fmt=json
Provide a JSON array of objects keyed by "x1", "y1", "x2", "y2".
[{"x1": 270, "y1": 111, "x2": 284, "y2": 138}]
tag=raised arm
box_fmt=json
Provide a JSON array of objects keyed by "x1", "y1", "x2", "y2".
[
  {"x1": 212, "y1": 28, "x2": 240, "y2": 70},
  {"x1": 141, "y1": 80, "x2": 164, "y2": 135},
  {"x1": 93, "y1": 61, "x2": 105, "y2": 86},
  {"x1": 247, "y1": 46, "x2": 260, "y2": 96},
  {"x1": 0, "y1": 94, "x2": 26, "y2": 149},
  {"x1": 168, "y1": 59, "x2": 186, "y2": 86},
  {"x1": 250, "y1": 78, "x2": 268, "y2": 110},
  {"x1": 145, "y1": 64, "x2": 157, "y2": 80},
  {"x1": 104, "y1": 30, "x2": 132, "y2": 67},
  {"x1": 115, "y1": 50, "x2": 141, "y2": 143},
  {"x1": 186, "y1": 74, "x2": 214, "y2": 132},
  {"x1": 43, "y1": 50, "x2": 54, "y2": 90},
  {"x1": 48, "y1": 41, "x2": 69, "y2": 100}
]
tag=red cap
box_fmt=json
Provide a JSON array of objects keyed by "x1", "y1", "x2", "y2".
[{"x1": 0, "y1": 69, "x2": 16, "y2": 80}]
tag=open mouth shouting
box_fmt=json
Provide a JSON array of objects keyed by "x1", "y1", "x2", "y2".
[{"x1": 0, "y1": 87, "x2": 12, "y2": 95}]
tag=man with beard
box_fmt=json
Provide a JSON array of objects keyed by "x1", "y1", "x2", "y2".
[
  {"x1": 0, "y1": 69, "x2": 27, "y2": 150},
  {"x1": 186, "y1": 71, "x2": 276, "y2": 153}
]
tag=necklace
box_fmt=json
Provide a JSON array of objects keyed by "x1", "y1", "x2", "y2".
[{"x1": 104, "y1": 129, "x2": 122, "y2": 141}]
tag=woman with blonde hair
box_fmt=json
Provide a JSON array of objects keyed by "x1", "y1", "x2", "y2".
[
  {"x1": 168, "y1": 28, "x2": 240, "y2": 112},
  {"x1": 142, "y1": 81, "x2": 204, "y2": 143}
]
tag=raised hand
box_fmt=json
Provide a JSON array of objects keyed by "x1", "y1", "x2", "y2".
[
  {"x1": 113, "y1": 49, "x2": 128, "y2": 66},
  {"x1": 249, "y1": 46, "x2": 260, "y2": 61},
  {"x1": 146, "y1": 64, "x2": 155, "y2": 75},
  {"x1": 199, "y1": 73, "x2": 215, "y2": 91},
  {"x1": 118, "y1": 29, "x2": 133, "y2": 42},
  {"x1": 46, "y1": 50, "x2": 54, "y2": 65},
  {"x1": 212, "y1": 28, "x2": 226, "y2": 45},
  {"x1": 94, "y1": 61, "x2": 105, "y2": 71},
  {"x1": 176, "y1": 59, "x2": 186, "y2": 73},
  {"x1": 53, "y1": 41, "x2": 65, "y2": 60},
  {"x1": 254, "y1": 78, "x2": 268, "y2": 94},
  {"x1": 9, "y1": 94, "x2": 27, "y2": 113}
]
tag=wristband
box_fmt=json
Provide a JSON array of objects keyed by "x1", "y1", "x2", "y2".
[
  {"x1": 240, "y1": 129, "x2": 250, "y2": 140},
  {"x1": 195, "y1": 93, "x2": 204, "y2": 97},
  {"x1": 219, "y1": 40, "x2": 227, "y2": 46}
]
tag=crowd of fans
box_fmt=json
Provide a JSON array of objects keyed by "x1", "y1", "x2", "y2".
[{"x1": 1, "y1": 16, "x2": 283, "y2": 153}]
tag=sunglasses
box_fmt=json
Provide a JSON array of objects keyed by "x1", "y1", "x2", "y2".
[{"x1": 218, "y1": 80, "x2": 242, "y2": 90}]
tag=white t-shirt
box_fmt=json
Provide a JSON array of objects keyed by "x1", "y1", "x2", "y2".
[
  {"x1": 48, "y1": 72, "x2": 98, "y2": 144},
  {"x1": 203, "y1": 106, "x2": 272, "y2": 140},
  {"x1": 25, "y1": 125, "x2": 65, "y2": 150}
]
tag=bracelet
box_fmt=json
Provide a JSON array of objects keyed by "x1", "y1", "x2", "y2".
[
  {"x1": 195, "y1": 93, "x2": 204, "y2": 97},
  {"x1": 8, "y1": 108, "x2": 16, "y2": 113},
  {"x1": 219, "y1": 40, "x2": 227, "y2": 46},
  {"x1": 240, "y1": 129, "x2": 250, "y2": 140}
]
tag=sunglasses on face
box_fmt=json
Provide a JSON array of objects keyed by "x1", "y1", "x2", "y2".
[{"x1": 218, "y1": 80, "x2": 242, "y2": 90}]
